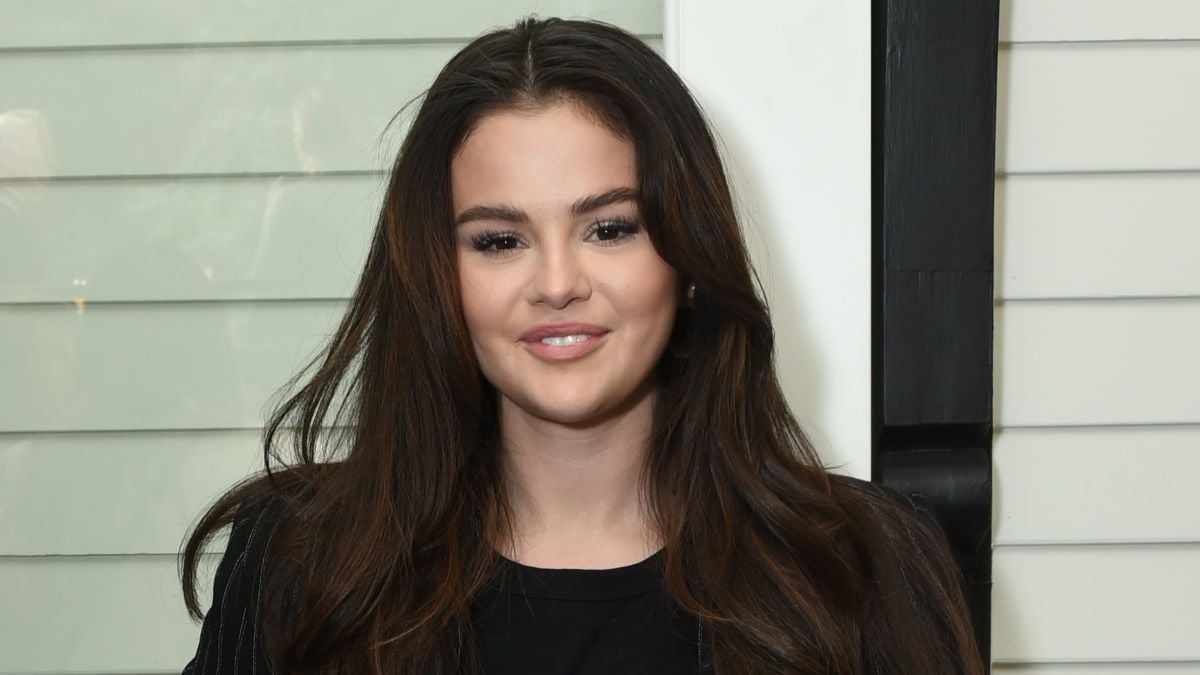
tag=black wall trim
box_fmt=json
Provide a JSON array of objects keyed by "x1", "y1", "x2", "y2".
[{"x1": 872, "y1": 0, "x2": 999, "y2": 666}]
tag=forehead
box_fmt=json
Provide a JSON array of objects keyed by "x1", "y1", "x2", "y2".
[{"x1": 450, "y1": 104, "x2": 636, "y2": 212}]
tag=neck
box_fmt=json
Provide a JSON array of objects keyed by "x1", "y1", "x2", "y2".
[{"x1": 495, "y1": 383, "x2": 661, "y2": 568}]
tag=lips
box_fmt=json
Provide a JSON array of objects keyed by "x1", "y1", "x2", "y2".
[
  {"x1": 519, "y1": 322, "x2": 610, "y2": 362},
  {"x1": 519, "y1": 322, "x2": 609, "y2": 342}
]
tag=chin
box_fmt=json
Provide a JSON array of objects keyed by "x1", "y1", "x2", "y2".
[
  {"x1": 493, "y1": 372, "x2": 656, "y2": 428},
  {"x1": 529, "y1": 399, "x2": 609, "y2": 425}
]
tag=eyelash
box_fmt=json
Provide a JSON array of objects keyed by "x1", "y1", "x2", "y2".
[{"x1": 469, "y1": 217, "x2": 641, "y2": 257}]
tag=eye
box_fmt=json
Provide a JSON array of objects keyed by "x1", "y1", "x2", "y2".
[
  {"x1": 586, "y1": 217, "x2": 641, "y2": 245},
  {"x1": 470, "y1": 230, "x2": 525, "y2": 257}
]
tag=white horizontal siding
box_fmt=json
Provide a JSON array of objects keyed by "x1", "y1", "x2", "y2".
[
  {"x1": 0, "y1": 431, "x2": 262, "y2": 555},
  {"x1": 0, "y1": 0, "x2": 662, "y2": 48},
  {"x1": 993, "y1": 664, "x2": 1200, "y2": 674},
  {"x1": 992, "y1": 545, "x2": 1200, "y2": 662},
  {"x1": 0, "y1": 175, "x2": 380, "y2": 303},
  {"x1": 0, "y1": 301, "x2": 347, "y2": 432},
  {"x1": 994, "y1": 4, "x2": 1200, "y2": 671},
  {"x1": 998, "y1": 42, "x2": 1200, "y2": 173},
  {"x1": 996, "y1": 174, "x2": 1200, "y2": 299},
  {"x1": 0, "y1": 554, "x2": 220, "y2": 675},
  {"x1": 993, "y1": 426, "x2": 1200, "y2": 545},
  {"x1": 1001, "y1": 0, "x2": 1200, "y2": 43},
  {"x1": 995, "y1": 299, "x2": 1200, "y2": 427}
]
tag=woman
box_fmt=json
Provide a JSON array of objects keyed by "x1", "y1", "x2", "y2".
[{"x1": 180, "y1": 16, "x2": 982, "y2": 674}]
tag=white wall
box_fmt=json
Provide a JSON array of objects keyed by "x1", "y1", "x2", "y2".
[
  {"x1": 992, "y1": 1, "x2": 1200, "y2": 671},
  {"x1": 667, "y1": 0, "x2": 872, "y2": 478}
]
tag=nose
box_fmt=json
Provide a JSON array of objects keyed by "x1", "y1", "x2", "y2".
[{"x1": 529, "y1": 237, "x2": 591, "y2": 309}]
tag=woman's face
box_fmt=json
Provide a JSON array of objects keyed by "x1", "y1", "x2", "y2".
[{"x1": 451, "y1": 103, "x2": 679, "y2": 427}]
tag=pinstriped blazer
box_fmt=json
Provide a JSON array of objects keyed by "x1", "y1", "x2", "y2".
[{"x1": 182, "y1": 497, "x2": 278, "y2": 675}]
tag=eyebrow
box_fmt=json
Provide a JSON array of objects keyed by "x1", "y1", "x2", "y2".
[{"x1": 453, "y1": 187, "x2": 640, "y2": 228}]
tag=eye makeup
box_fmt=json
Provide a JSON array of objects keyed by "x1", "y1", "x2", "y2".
[{"x1": 468, "y1": 217, "x2": 641, "y2": 257}]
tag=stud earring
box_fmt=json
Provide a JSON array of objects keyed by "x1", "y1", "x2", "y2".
[{"x1": 685, "y1": 281, "x2": 696, "y2": 306}]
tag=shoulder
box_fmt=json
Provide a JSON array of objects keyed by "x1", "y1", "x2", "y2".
[
  {"x1": 214, "y1": 491, "x2": 289, "y2": 603},
  {"x1": 182, "y1": 494, "x2": 284, "y2": 674},
  {"x1": 828, "y1": 473, "x2": 943, "y2": 537},
  {"x1": 827, "y1": 474, "x2": 983, "y2": 674},
  {"x1": 826, "y1": 472, "x2": 958, "y2": 593},
  {"x1": 225, "y1": 494, "x2": 286, "y2": 584}
]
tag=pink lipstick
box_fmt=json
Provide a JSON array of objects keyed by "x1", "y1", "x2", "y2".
[{"x1": 519, "y1": 322, "x2": 610, "y2": 362}]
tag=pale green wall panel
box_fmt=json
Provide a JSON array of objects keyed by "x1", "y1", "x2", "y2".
[
  {"x1": 0, "y1": 301, "x2": 347, "y2": 432},
  {"x1": 0, "y1": 430, "x2": 262, "y2": 555},
  {"x1": 0, "y1": 0, "x2": 662, "y2": 48},
  {"x1": 0, "y1": 36, "x2": 661, "y2": 179},
  {"x1": 0, "y1": 3, "x2": 664, "y2": 672},
  {"x1": 0, "y1": 175, "x2": 381, "y2": 303},
  {"x1": 0, "y1": 554, "x2": 215, "y2": 673},
  {"x1": 0, "y1": 44, "x2": 453, "y2": 177}
]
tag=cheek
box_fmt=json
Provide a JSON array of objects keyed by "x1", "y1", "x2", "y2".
[
  {"x1": 457, "y1": 262, "x2": 515, "y2": 349},
  {"x1": 457, "y1": 263, "x2": 492, "y2": 342},
  {"x1": 612, "y1": 258, "x2": 679, "y2": 330}
]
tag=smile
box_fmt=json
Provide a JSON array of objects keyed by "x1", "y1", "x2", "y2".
[
  {"x1": 521, "y1": 331, "x2": 609, "y2": 361},
  {"x1": 540, "y1": 334, "x2": 590, "y2": 346}
]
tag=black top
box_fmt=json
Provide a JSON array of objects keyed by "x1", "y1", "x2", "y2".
[
  {"x1": 181, "y1": 478, "x2": 957, "y2": 674},
  {"x1": 473, "y1": 550, "x2": 710, "y2": 673},
  {"x1": 181, "y1": 508, "x2": 710, "y2": 674}
]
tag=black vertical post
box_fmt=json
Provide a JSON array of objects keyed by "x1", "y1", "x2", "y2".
[{"x1": 873, "y1": 0, "x2": 998, "y2": 666}]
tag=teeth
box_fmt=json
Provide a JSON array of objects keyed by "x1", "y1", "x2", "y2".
[{"x1": 540, "y1": 334, "x2": 590, "y2": 346}]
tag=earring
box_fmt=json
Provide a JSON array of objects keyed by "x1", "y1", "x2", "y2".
[
  {"x1": 667, "y1": 329, "x2": 692, "y2": 359},
  {"x1": 666, "y1": 281, "x2": 696, "y2": 359},
  {"x1": 668, "y1": 284, "x2": 694, "y2": 358}
]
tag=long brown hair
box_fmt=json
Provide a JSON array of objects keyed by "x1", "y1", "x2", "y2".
[{"x1": 180, "y1": 16, "x2": 982, "y2": 674}]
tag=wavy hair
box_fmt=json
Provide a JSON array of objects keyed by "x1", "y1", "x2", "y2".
[{"x1": 180, "y1": 16, "x2": 982, "y2": 674}]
